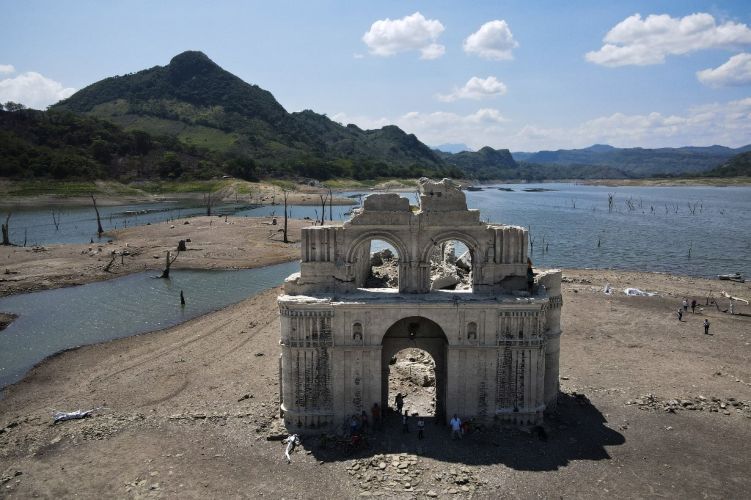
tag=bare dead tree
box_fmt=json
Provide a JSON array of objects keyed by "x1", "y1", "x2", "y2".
[
  {"x1": 328, "y1": 188, "x2": 333, "y2": 221},
  {"x1": 319, "y1": 193, "x2": 328, "y2": 225},
  {"x1": 282, "y1": 189, "x2": 289, "y2": 243},
  {"x1": 51, "y1": 210, "x2": 61, "y2": 231},
  {"x1": 103, "y1": 251, "x2": 117, "y2": 273},
  {"x1": 160, "y1": 250, "x2": 180, "y2": 279},
  {"x1": 91, "y1": 195, "x2": 103, "y2": 237},
  {"x1": 1, "y1": 213, "x2": 11, "y2": 246},
  {"x1": 204, "y1": 191, "x2": 214, "y2": 216},
  {"x1": 607, "y1": 193, "x2": 614, "y2": 212}
]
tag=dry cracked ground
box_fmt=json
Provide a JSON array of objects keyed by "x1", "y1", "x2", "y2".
[{"x1": 1, "y1": 269, "x2": 750, "y2": 498}]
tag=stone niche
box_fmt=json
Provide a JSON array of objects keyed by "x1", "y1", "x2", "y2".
[{"x1": 278, "y1": 178, "x2": 562, "y2": 433}]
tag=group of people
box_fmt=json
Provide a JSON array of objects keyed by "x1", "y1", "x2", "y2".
[{"x1": 677, "y1": 297, "x2": 710, "y2": 334}]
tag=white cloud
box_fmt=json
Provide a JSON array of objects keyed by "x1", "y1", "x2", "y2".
[
  {"x1": 362, "y1": 12, "x2": 445, "y2": 59},
  {"x1": 0, "y1": 71, "x2": 76, "y2": 109},
  {"x1": 463, "y1": 20, "x2": 518, "y2": 60},
  {"x1": 0, "y1": 64, "x2": 15, "y2": 74},
  {"x1": 334, "y1": 98, "x2": 751, "y2": 151},
  {"x1": 697, "y1": 53, "x2": 751, "y2": 87},
  {"x1": 586, "y1": 13, "x2": 751, "y2": 67},
  {"x1": 437, "y1": 76, "x2": 508, "y2": 102}
]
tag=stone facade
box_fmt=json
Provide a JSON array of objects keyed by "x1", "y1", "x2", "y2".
[{"x1": 278, "y1": 178, "x2": 562, "y2": 432}]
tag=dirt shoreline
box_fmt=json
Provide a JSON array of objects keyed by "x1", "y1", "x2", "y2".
[{"x1": 1, "y1": 219, "x2": 750, "y2": 498}]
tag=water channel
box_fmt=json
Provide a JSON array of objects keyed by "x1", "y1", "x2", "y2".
[{"x1": 0, "y1": 262, "x2": 300, "y2": 389}]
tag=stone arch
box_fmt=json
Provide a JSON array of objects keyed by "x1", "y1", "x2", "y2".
[
  {"x1": 420, "y1": 230, "x2": 482, "y2": 290},
  {"x1": 345, "y1": 231, "x2": 410, "y2": 292},
  {"x1": 380, "y1": 316, "x2": 448, "y2": 419}
]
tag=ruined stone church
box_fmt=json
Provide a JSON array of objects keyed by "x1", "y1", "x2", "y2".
[{"x1": 278, "y1": 178, "x2": 562, "y2": 431}]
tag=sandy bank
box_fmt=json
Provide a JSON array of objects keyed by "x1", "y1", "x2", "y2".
[{"x1": 0, "y1": 215, "x2": 314, "y2": 297}]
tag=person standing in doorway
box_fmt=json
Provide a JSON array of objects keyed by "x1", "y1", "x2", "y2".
[
  {"x1": 704, "y1": 319, "x2": 710, "y2": 335},
  {"x1": 417, "y1": 415, "x2": 425, "y2": 440},
  {"x1": 450, "y1": 414, "x2": 462, "y2": 440},
  {"x1": 395, "y1": 393, "x2": 404, "y2": 415},
  {"x1": 402, "y1": 410, "x2": 409, "y2": 434}
]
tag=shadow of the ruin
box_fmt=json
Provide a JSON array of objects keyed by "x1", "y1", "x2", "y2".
[{"x1": 306, "y1": 392, "x2": 624, "y2": 471}]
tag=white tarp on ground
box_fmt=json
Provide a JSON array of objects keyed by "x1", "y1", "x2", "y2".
[{"x1": 623, "y1": 287, "x2": 657, "y2": 297}]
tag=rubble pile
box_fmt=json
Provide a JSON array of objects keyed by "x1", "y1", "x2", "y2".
[
  {"x1": 626, "y1": 394, "x2": 751, "y2": 417},
  {"x1": 347, "y1": 453, "x2": 483, "y2": 496}
]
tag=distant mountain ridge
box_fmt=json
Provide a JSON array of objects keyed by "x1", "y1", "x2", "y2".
[{"x1": 512, "y1": 144, "x2": 751, "y2": 177}]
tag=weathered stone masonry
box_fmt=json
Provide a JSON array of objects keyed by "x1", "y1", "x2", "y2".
[{"x1": 278, "y1": 178, "x2": 562, "y2": 432}]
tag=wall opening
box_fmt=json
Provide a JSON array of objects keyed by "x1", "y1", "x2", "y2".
[
  {"x1": 429, "y1": 239, "x2": 472, "y2": 291},
  {"x1": 353, "y1": 238, "x2": 400, "y2": 289},
  {"x1": 387, "y1": 348, "x2": 437, "y2": 417},
  {"x1": 381, "y1": 316, "x2": 448, "y2": 421}
]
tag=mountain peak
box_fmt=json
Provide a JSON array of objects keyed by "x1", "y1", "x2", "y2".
[{"x1": 169, "y1": 50, "x2": 213, "y2": 66}]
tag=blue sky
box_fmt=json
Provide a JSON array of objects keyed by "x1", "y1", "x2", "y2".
[{"x1": 2, "y1": 0, "x2": 751, "y2": 151}]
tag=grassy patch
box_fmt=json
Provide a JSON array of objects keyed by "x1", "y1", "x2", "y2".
[
  {"x1": 135, "y1": 180, "x2": 228, "y2": 193},
  {"x1": 266, "y1": 179, "x2": 297, "y2": 191}
]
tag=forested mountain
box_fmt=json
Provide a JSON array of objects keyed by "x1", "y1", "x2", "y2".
[
  {"x1": 702, "y1": 151, "x2": 751, "y2": 177},
  {"x1": 512, "y1": 144, "x2": 751, "y2": 177},
  {"x1": 0, "y1": 108, "x2": 231, "y2": 180},
  {"x1": 436, "y1": 147, "x2": 518, "y2": 179},
  {"x1": 51, "y1": 51, "x2": 460, "y2": 180}
]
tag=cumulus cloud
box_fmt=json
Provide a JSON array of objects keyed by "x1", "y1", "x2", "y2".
[
  {"x1": 586, "y1": 13, "x2": 751, "y2": 66},
  {"x1": 0, "y1": 71, "x2": 76, "y2": 109},
  {"x1": 0, "y1": 64, "x2": 15, "y2": 74},
  {"x1": 437, "y1": 76, "x2": 508, "y2": 102},
  {"x1": 334, "y1": 98, "x2": 751, "y2": 151},
  {"x1": 697, "y1": 53, "x2": 751, "y2": 87},
  {"x1": 510, "y1": 98, "x2": 751, "y2": 150},
  {"x1": 463, "y1": 20, "x2": 518, "y2": 60},
  {"x1": 362, "y1": 12, "x2": 445, "y2": 59}
]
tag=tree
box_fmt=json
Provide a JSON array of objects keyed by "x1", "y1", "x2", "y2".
[
  {"x1": 91, "y1": 195, "x2": 104, "y2": 237},
  {"x1": 1, "y1": 213, "x2": 11, "y2": 245},
  {"x1": 282, "y1": 189, "x2": 289, "y2": 243},
  {"x1": 4, "y1": 102, "x2": 26, "y2": 112}
]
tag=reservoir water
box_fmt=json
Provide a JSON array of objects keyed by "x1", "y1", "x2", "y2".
[
  {"x1": 3, "y1": 184, "x2": 749, "y2": 278},
  {"x1": 0, "y1": 262, "x2": 300, "y2": 389}
]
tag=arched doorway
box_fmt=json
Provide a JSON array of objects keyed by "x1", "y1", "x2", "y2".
[
  {"x1": 381, "y1": 317, "x2": 448, "y2": 420},
  {"x1": 347, "y1": 233, "x2": 408, "y2": 292}
]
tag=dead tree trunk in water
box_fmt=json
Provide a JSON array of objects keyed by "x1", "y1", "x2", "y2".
[
  {"x1": 282, "y1": 190, "x2": 289, "y2": 243},
  {"x1": 91, "y1": 195, "x2": 103, "y2": 237},
  {"x1": 319, "y1": 193, "x2": 328, "y2": 226},
  {"x1": 204, "y1": 192, "x2": 214, "y2": 216},
  {"x1": 160, "y1": 250, "x2": 180, "y2": 279},
  {"x1": 328, "y1": 188, "x2": 333, "y2": 221},
  {"x1": 1, "y1": 213, "x2": 11, "y2": 246}
]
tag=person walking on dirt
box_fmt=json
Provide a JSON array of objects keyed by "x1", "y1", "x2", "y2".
[
  {"x1": 450, "y1": 414, "x2": 462, "y2": 440},
  {"x1": 402, "y1": 410, "x2": 409, "y2": 434},
  {"x1": 395, "y1": 393, "x2": 404, "y2": 414},
  {"x1": 704, "y1": 319, "x2": 710, "y2": 335},
  {"x1": 691, "y1": 299, "x2": 697, "y2": 314},
  {"x1": 683, "y1": 298, "x2": 688, "y2": 312},
  {"x1": 677, "y1": 308, "x2": 683, "y2": 321},
  {"x1": 417, "y1": 415, "x2": 425, "y2": 440}
]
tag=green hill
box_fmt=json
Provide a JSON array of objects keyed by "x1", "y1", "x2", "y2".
[
  {"x1": 52, "y1": 51, "x2": 457, "y2": 180},
  {"x1": 437, "y1": 147, "x2": 517, "y2": 180},
  {"x1": 702, "y1": 151, "x2": 751, "y2": 177}
]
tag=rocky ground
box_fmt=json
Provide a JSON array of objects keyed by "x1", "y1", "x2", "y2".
[{"x1": 1, "y1": 263, "x2": 749, "y2": 498}]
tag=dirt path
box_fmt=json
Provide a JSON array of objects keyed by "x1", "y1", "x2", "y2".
[{"x1": 1, "y1": 267, "x2": 749, "y2": 498}]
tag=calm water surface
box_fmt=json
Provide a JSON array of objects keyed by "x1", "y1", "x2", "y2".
[{"x1": 0, "y1": 262, "x2": 300, "y2": 389}]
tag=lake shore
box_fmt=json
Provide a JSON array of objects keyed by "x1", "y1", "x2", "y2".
[{"x1": 0, "y1": 265, "x2": 749, "y2": 497}]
